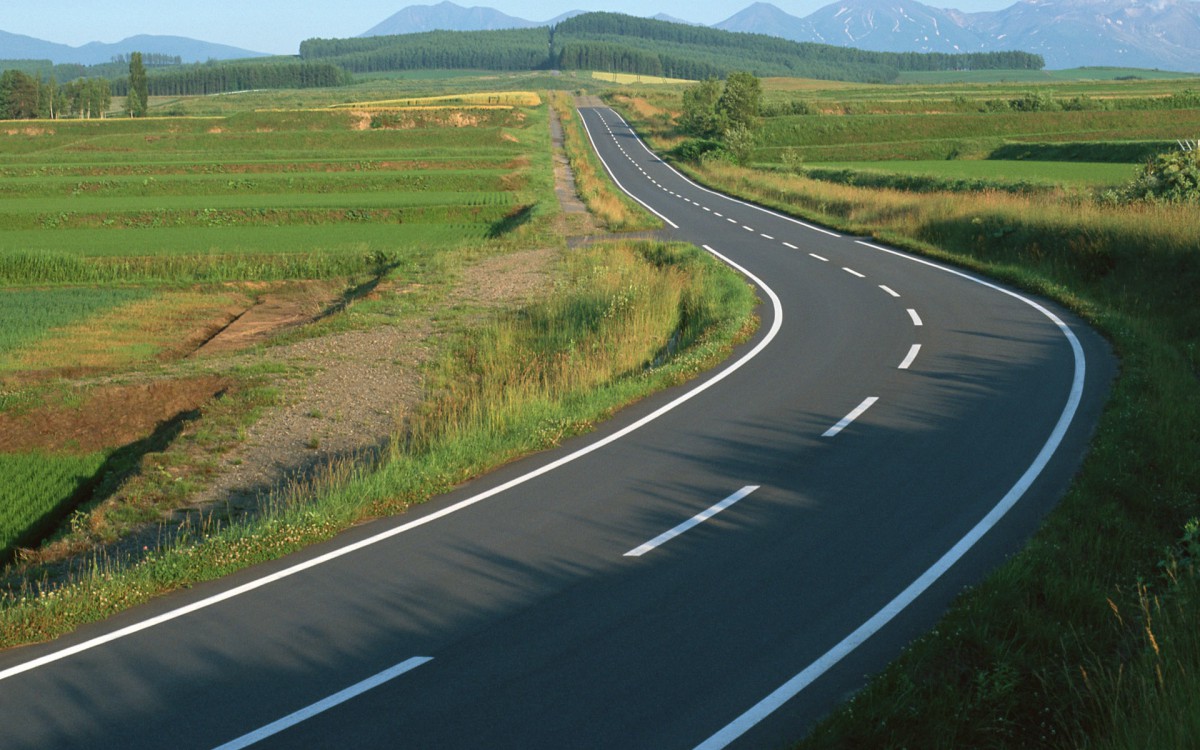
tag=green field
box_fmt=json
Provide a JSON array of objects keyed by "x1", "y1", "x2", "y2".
[
  {"x1": 0, "y1": 453, "x2": 108, "y2": 554},
  {"x1": 805, "y1": 159, "x2": 1137, "y2": 187},
  {"x1": 0, "y1": 287, "x2": 151, "y2": 356},
  {"x1": 0, "y1": 95, "x2": 554, "y2": 560},
  {"x1": 897, "y1": 67, "x2": 1200, "y2": 84}
]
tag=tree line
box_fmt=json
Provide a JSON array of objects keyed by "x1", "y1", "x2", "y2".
[
  {"x1": 108, "y1": 61, "x2": 351, "y2": 97},
  {"x1": 0, "y1": 69, "x2": 112, "y2": 119},
  {"x1": 299, "y1": 12, "x2": 1043, "y2": 83}
]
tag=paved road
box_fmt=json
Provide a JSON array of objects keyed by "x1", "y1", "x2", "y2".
[{"x1": 0, "y1": 106, "x2": 1113, "y2": 749}]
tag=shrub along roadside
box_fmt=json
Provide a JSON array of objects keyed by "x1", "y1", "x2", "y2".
[
  {"x1": 642, "y1": 156, "x2": 1199, "y2": 747},
  {"x1": 0, "y1": 240, "x2": 756, "y2": 647}
]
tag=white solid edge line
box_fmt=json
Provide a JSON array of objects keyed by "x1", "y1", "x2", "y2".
[
  {"x1": 694, "y1": 240, "x2": 1088, "y2": 750},
  {"x1": 0, "y1": 240, "x2": 783, "y2": 683},
  {"x1": 821, "y1": 397, "x2": 879, "y2": 438},
  {"x1": 898, "y1": 344, "x2": 922, "y2": 370},
  {"x1": 603, "y1": 109, "x2": 841, "y2": 238},
  {"x1": 624, "y1": 486, "x2": 759, "y2": 558},
  {"x1": 578, "y1": 109, "x2": 679, "y2": 230},
  {"x1": 212, "y1": 657, "x2": 433, "y2": 750},
  {"x1": 908, "y1": 308, "x2": 924, "y2": 326}
]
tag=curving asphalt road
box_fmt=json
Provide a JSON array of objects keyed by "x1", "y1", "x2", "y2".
[{"x1": 0, "y1": 106, "x2": 1113, "y2": 749}]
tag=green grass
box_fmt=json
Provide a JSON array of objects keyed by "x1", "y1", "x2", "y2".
[
  {"x1": 753, "y1": 109, "x2": 1200, "y2": 162},
  {"x1": 897, "y1": 67, "x2": 1200, "y2": 84},
  {"x1": 0, "y1": 452, "x2": 108, "y2": 556},
  {"x1": 0, "y1": 96, "x2": 557, "y2": 569},
  {"x1": 804, "y1": 160, "x2": 1137, "y2": 187},
  {"x1": 0, "y1": 287, "x2": 152, "y2": 355}
]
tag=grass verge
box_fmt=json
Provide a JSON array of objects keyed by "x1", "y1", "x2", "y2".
[{"x1": 0, "y1": 239, "x2": 756, "y2": 648}]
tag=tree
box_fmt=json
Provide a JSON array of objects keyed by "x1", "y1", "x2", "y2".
[
  {"x1": 0, "y1": 69, "x2": 40, "y2": 119},
  {"x1": 723, "y1": 124, "x2": 757, "y2": 166},
  {"x1": 717, "y1": 71, "x2": 762, "y2": 131},
  {"x1": 127, "y1": 51, "x2": 148, "y2": 117},
  {"x1": 65, "y1": 78, "x2": 111, "y2": 118},
  {"x1": 679, "y1": 77, "x2": 724, "y2": 137}
]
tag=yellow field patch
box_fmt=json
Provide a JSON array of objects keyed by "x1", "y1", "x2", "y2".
[
  {"x1": 591, "y1": 71, "x2": 695, "y2": 86},
  {"x1": 760, "y1": 77, "x2": 877, "y2": 92}
]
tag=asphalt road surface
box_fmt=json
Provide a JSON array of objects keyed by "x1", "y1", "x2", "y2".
[{"x1": 0, "y1": 106, "x2": 1113, "y2": 749}]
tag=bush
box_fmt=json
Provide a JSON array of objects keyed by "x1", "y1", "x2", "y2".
[
  {"x1": 1123, "y1": 149, "x2": 1200, "y2": 204},
  {"x1": 671, "y1": 138, "x2": 727, "y2": 163}
]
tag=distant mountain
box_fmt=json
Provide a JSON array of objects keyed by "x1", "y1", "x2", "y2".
[
  {"x1": 715, "y1": 0, "x2": 1200, "y2": 70},
  {"x1": 0, "y1": 30, "x2": 268, "y2": 65},
  {"x1": 802, "y1": 0, "x2": 988, "y2": 54},
  {"x1": 651, "y1": 13, "x2": 702, "y2": 26},
  {"x1": 361, "y1": 1, "x2": 571, "y2": 35},
  {"x1": 966, "y1": 0, "x2": 1200, "y2": 70},
  {"x1": 714, "y1": 2, "x2": 820, "y2": 41}
]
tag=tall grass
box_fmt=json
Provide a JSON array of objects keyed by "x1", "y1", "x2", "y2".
[
  {"x1": 549, "y1": 91, "x2": 661, "y2": 232},
  {"x1": 0, "y1": 240, "x2": 757, "y2": 647}
]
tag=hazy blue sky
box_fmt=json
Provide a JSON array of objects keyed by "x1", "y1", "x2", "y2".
[{"x1": 3, "y1": 1, "x2": 1019, "y2": 55}]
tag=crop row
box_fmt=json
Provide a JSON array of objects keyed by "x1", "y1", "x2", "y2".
[
  {"x1": 0, "y1": 129, "x2": 529, "y2": 164},
  {"x1": 0, "y1": 157, "x2": 520, "y2": 179},
  {"x1": 0, "y1": 452, "x2": 107, "y2": 557},
  {"x1": 0, "y1": 188, "x2": 515, "y2": 215},
  {"x1": 754, "y1": 108, "x2": 1200, "y2": 156},
  {"x1": 1, "y1": 202, "x2": 515, "y2": 232},
  {"x1": 0, "y1": 225, "x2": 489, "y2": 284},
  {"x1": 0, "y1": 170, "x2": 515, "y2": 200}
]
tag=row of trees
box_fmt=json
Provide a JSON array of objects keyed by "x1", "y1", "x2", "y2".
[
  {"x1": 0, "y1": 69, "x2": 113, "y2": 119},
  {"x1": 1, "y1": 54, "x2": 349, "y2": 118},
  {"x1": 108, "y1": 61, "x2": 351, "y2": 97}
]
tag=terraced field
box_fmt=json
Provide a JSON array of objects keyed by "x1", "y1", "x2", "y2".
[{"x1": 0, "y1": 99, "x2": 552, "y2": 560}]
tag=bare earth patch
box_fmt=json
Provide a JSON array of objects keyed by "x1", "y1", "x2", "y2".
[
  {"x1": 183, "y1": 245, "x2": 560, "y2": 515},
  {"x1": 0, "y1": 376, "x2": 229, "y2": 454}
]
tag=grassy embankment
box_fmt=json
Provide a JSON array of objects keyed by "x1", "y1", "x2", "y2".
[
  {"x1": 0, "y1": 90, "x2": 755, "y2": 645},
  {"x1": 613, "y1": 81, "x2": 1199, "y2": 748}
]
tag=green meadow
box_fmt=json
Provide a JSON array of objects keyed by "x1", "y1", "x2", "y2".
[{"x1": 0, "y1": 98, "x2": 555, "y2": 563}]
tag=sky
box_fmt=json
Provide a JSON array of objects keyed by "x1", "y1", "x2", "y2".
[{"x1": 3, "y1": 0, "x2": 1020, "y2": 56}]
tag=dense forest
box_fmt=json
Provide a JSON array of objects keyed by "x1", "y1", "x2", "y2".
[
  {"x1": 1, "y1": 12, "x2": 1047, "y2": 116},
  {"x1": 108, "y1": 61, "x2": 351, "y2": 97},
  {"x1": 300, "y1": 12, "x2": 1043, "y2": 83}
]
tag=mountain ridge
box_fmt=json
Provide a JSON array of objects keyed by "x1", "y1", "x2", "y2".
[{"x1": 0, "y1": 29, "x2": 268, "y2": 65}]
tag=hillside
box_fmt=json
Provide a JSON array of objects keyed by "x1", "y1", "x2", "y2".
[{"x1": 300, "y1": 12, "x2": 1043, "y2": 83}]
